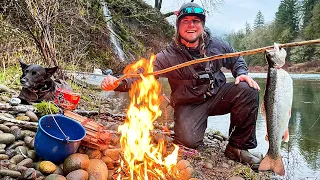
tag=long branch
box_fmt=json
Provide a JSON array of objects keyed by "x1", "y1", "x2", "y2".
[{"x1": 115, "y1": 39, "x2": 320, "y2": 84}]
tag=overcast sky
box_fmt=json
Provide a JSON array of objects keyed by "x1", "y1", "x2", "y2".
[{"x1": 145, "y1": 0, "x2": 280, "y2": 36}]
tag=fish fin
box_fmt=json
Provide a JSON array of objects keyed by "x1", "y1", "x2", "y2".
[
  {"x1": 282, "y1": 128, "x2": 289, "y2": 143},
  {"x1": 265, "y1": 134, "x2": 269, "y2": 141},
  {"x1": 259, "y1": 154, "x2": 285, "y2": 176}
]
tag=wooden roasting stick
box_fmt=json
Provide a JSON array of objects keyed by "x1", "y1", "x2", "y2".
[{"x1": 115, "y1": 39, "x2": 320, "y2": 84}]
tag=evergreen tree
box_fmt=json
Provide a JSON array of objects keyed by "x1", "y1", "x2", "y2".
[
  {"x1": 253, "y1": 10, "x2": 265, "y2": 29},
  {"x1": 301, "y1": 0, "x2": 319, "y2": 29},
  {"x1": 275, "y1": 0, "x2": 299, "y2": 42},
  {"x1": 245, "y1": 21, "x2": 252, "y2": 35}
]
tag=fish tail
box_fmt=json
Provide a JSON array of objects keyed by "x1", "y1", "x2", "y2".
[{"x1": 258, "y1": 154, "x2": 285, "y2": 176}]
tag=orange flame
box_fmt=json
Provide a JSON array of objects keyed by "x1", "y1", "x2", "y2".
[{"x1": 117, "y1": 55, "x2": 179, "y2": 179}]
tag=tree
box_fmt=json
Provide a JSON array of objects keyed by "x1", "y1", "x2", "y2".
[
  {"x1": 253, "y1": 10, "x2": 264, "y2": 29},
  {"x1": 245, "y1": 21, "x2": 252, "y2": 35},
  {"x1": 301, "y1": 0, "x2": 319, "y2": 29},
  {"x1": 274, "y1": 0, "x2": 299, "y2": 42},
  {"x1": 2, "y1": 0, "x2": 60, "y2": 69}
]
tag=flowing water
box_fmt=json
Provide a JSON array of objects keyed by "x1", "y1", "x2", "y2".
[
  {"x1": 99, "y1": 73, "x2": 320, "y2": 179},
  {"x1": 101, "y1": 2, "x2": 126, "y2": 62}
]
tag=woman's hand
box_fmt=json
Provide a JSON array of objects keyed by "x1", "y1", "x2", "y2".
[
  {"x1": 235, "y1": 74, "x2": 260, "y2": 90},
  {"x1": 101, "y1": 75, "x2": 119, "y2": 91}
]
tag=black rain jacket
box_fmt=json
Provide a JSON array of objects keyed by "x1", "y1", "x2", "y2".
[{"x1": 117, "y1": 31, "x2": 248, "y2": 106}]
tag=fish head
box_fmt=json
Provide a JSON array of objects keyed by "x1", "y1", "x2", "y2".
[{"x1": 265, "y1": 44, "x2": 287, "y2": 68}]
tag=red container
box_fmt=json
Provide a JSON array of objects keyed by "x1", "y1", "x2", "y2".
[{"x1": 54, "y1": 88, "x2": 80, "y2": 110}]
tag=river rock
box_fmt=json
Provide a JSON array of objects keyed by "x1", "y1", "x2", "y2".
[
  {"x1": 45, "y1": 174, "x2": 66, "y2": 180},
  {"x1": 39, "y1": 161, "x2": 57, "y2": 174},
  {"x1": 17, "y1": 158, "x2": 33, "y2": 168},
  {"x1": 6, "y1": 140, "x2": 25, "y2": 150},
  {"x1": 11, "y1": 127, "x2": 22, "y2": 140},
  {"x1": 15, "y1": 145, "x2": 28, "y2": 156},
  {"x1": 25, "y1": 111, "x2": 39, "y2": 122},
  {"x1": 0, "y1": 144, "x2": 6, "y2": 149},
  {"x1": 171, "y1": 160, "x2": 194, "y2": 180},
  {"x1": 1, "y1": 96, "x2": 11, "y2": 103},
  {"x1": 53, "y1": 165, "x2": 64, "y2": 175},
  {"x1": 66, "y1": 169, "x2": 88, "y2": 180},
  {"x1": 87, "y1": 159, "x2": 108, "y2": 180},
  {"x1": 0, "y1": 125, "x2": 11, "y2": 133},
  {"x1": 27, "y1": 150, "x2": 37, "y2": 160},
  {"x1": 0, "y1": 159, "x2": 11, "y2": 167},
  {"x1": 102, "y1": 148, "x2": 120, "y2": 161},
  {"x1": 0, "y1": 154, "x2": 9, "y2": 160},
  {"x1": 63, "y1": 153, "x2": 90, "y2": 175},
  {"x1": 0, "y1": 169, "x2": 22, "y2": 178},
  {"x1": 16, "y1": 115, "x2": 30, "y2": 121},
  {"x1": 21, "y1": 130, "x2": 36, "y2": 138},
  {"x1": 6, "y1": 149, "x2": 17, "y2": 158},
  {"x1": 24, "y1": 136, "x2": 35, "y2": 149},
  {"x1": 9, "y1": 154, "x2": 25, "y2": 164},
  {"x1": 2, "y1": 113, "x2": 15, "y2": 119},
  {"x1": 0, "y1": 133, "x2": 15, "y2": 144},
  {"x1": 22, "y1": 168, "x2": 37, "y2": 180},
  {"x1": 8, "y1": 98, "x2": 21, "y2": 106},
  {"x1": 0, "y1": 149, "x2": 6, "y2": 153},
  {"x1": 4, "y1": 122, "x2": 15, "y2": 127},
  {"x1": 11, "y1": 165, "x2": 27, "y2": 173},
  {"x1": 204, "y1": 162, "x2": 213, "y2": 169},
  {"x1": 86, "y1": 149, "x2": 101, "y2": 159}
]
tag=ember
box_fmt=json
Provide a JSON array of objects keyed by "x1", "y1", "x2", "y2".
[{"x1": 117, "y1": 55, "x2": 179, "y2": 179}]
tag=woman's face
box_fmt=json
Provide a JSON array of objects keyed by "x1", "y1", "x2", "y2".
[{"x1": 178, "y1": 15, "x2": 204, "y2": 47}]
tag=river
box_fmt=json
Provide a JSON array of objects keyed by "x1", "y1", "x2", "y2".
[{"x1": 100, "y1": 73, "x2": 320, "y2": 179}]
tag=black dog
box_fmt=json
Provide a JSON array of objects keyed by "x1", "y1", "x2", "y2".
[{"x1": 18, "y1": 59, "x2": 72, "y2": 104}]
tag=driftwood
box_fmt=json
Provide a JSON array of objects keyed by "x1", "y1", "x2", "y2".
[
  {"x1": 0, "y1": 103, "x2": 36, "y2": 113},
  {"x1": 0, "y1": 115, "x2": 38, "y2": 131}
]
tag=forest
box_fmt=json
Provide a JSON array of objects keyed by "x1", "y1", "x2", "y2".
[{"x1": 226, "y1": 0, "x2": 320, "y2": 66}]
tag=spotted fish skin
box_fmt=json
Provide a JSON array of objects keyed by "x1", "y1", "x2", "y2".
[{"x1": 258, "y1": 47, "x2": 293, "y2": 176}]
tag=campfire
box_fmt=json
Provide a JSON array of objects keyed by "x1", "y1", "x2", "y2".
[{"x1": 117, "y1": 55, "x2": 179, "y2": 179}]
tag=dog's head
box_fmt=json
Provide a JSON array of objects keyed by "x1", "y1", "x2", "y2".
[{"x1": 19, "y1": 59, "x2": 58, "y2": 91}]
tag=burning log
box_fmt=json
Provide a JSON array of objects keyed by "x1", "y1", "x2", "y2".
[{"x1": 64, "y1": 110, "x2": 110, "y2": 150}]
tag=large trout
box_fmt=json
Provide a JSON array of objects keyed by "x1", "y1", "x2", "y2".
[{"x1": 258, "y1": 45, "x2": 293, "y2": 176}]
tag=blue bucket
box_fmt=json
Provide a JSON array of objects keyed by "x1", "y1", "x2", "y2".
[{"x1": 34, "y1": 114, "x2": 86, "y2": 163}]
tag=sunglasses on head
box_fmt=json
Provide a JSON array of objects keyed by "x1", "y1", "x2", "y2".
[{"x1": 179, "y1": 7, "x2": 205, "y2": 16}]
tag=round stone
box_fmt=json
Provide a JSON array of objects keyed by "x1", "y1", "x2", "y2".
[
  {"x1": 25, "y1": 111, "x2": 38, "y2": 122},
  {"x1": 39, "y1": 161, "x2": 57, "y2": 174},
  {"x1": 8, "y1": 98, "x2": 21, "y2": 106},
  {"x1": 0, "y1": 133, "x2": 15, "y2": 144}
]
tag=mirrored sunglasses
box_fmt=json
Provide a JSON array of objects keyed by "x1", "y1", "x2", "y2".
[{"x1": 179, "y1": 7, "x2": 205, "y2": 16}]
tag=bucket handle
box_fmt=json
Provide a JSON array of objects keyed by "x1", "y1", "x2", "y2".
[{"x1": 49, "y1": 103, "x2": 70, "y2": 143}]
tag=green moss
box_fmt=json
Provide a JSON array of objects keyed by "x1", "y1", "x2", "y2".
[{"x1": 34, "y1": 101, "x2": 60, "y2": 117}]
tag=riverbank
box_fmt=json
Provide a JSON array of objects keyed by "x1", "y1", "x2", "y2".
[
  {"x1": 0, "y1": 79, "x2": 272, "y2": 180},
  {"x1": 247, "y1": 60, "x2": 320, "y2": 74}
]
